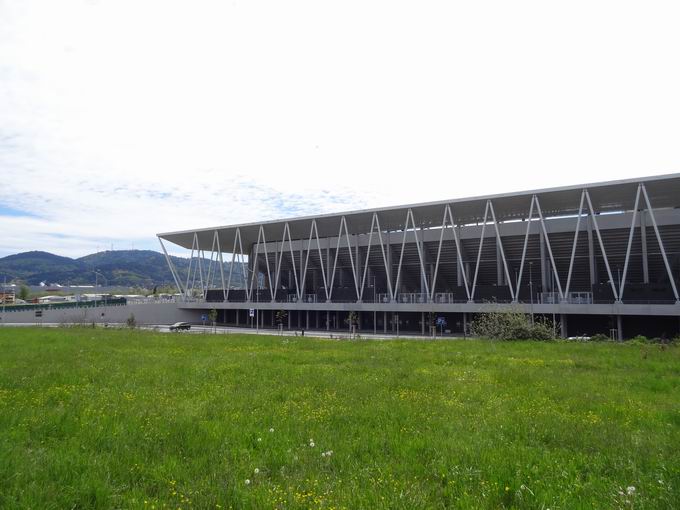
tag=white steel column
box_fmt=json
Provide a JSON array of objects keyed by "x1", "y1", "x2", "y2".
[
  {"x1": 329, "y1": 216, "x2": 359, "y2": 301},
  {"x1": 515, "y1": 196, "x2": 536, "y2": 302},
  {"x1": 158, "y1": 237, "x2": 185, "y2": 296},
  {"x1": 619, "y1": 185, "x2": 642, "y2": 300},
  {"x1": 641, "y1": 183, "x2": 680, "y2": 302},
  {"x1": 564, "y1": 191, "x2": 586, "y2": 296},
  {"x1": 470, "y1": 202, "x2": 490, "y2": 302},
  {"x1": 215, "y1": 231, "x2": 227, "y2": 301},
  {"x1": 534, "y1": 196, "x2": 565, "y2": 300},
  {"x1": 302, "y1": 220, "x2": 329, "y2": 302},
  {"x1": 274, "y1": 223, "x2": 301, "y2": 300},
  {"x1": 584, "y1": 190, "x2": 619, "y2": 301},
  {"x1": 488, "y1": 200, "x2": 515, "y2": 301}
]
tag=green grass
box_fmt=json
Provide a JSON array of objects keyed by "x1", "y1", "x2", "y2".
[{"x1": 1, "y1": 328, "x2": 679, "y2": 509}]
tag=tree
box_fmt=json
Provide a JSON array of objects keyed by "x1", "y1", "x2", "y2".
[
  {"x1": 208, "y1": 308, "x2": 218, "y2": 333},
  {"x1": 126, "y1": 313, "x2": 137, "y2": 329},
  {"x1": 471, "y1": 309, "x2": 554, "y2": 340},
  {"x1": 18, "y1": 285, "x2": 30, "y2": 301},
  {"x1": 275, "y1": 310, "x2": 288, "y2": 335},
  {"x1": 345, "y1": 311, "x2": 359, "y2": 338}
]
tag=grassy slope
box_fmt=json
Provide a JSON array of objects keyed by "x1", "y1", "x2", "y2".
[{"x1": 0, "y1": 329, "x2": 679, "y2": 509}]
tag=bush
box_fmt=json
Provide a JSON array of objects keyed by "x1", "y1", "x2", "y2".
[
  {"x1": 589, "y1": 333, "x2": 611, "y2": 342},
  {"x1": 126, "y1": 313, "x2": 137, "y2": 329},
  {"x1": 471, "y1": 310, "x2": 555, "y2": 340}
]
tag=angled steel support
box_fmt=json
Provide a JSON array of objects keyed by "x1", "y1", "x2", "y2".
[
  {"x1": 274, "y1": 222, "x2": 301, "y2": 300},
  {"x1": 584, "y1": 189, "x2": 619, "y2": 301},
  {"x1": 359, "y1": 212, "x2": 392, "y2": 301},
  {"x1": 470, "y1": 202, "x2": 490, "y2": 302},
  {"x1": 302, "y1": 219, "x2": 330, "y2": 301},
  {"x1": 393, "y1": 209, "x2": 430, "y2": 300},
  {"x1": 158, "y1": 237, "x2": 185, "y2": 296},
  {"x1": 329, "y1": 216, "x2": 359, "y2": 300},
  {"x1": 564, "y1": 190, "x2": 586, "y2": 295},
  {"x1": 619, "y1": 185, "x2": 642, "y2": 300},
  {"x1": 215, "y1": 230, "x2": 227, "y2": 301},
  {"x1": 488, "y1": 200, "x2": 515, "y2": 300},
  {"x1": 184, "y1": 233, "x2": 197, "y2": 298},
  {"x1": 373, "y1": 214, "x2": 394, "y2": 300},
  {"x1": 248, "y1": 225, "x2": 275, "y2": 301},
  {"x1": 515, "y1": 196, "x2": 536, "y2": 302},
  {"x1": 534, "y1": 195, "x2": 565, "y2": 300},
  {"x1": 641, "y1": 183, "x2": 680, "y2": 302}
]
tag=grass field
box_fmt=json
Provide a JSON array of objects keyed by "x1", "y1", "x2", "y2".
[{"x1": 1, "y1": 328, "x2": 679, "y2": 509}]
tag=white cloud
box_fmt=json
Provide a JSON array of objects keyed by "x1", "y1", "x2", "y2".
[{"x1": 1, "y1": 0, "x2": 679, "y2": 257}]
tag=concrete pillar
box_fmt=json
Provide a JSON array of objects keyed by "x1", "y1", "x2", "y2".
[
  {"x1": 287, "y1": 311, "x2": 291, "y2": 330},
  {"x1": 617, "y1": 315, "x2": 623, "y2": 341},
  {"x1": 640, "y1": 210, "x2": 649, "y2": 284},
  {"x1": 560, "y1": 314, "x2": 568, "y2": 338},
  {"x1": 384, "y1": 311, "x2": 387, "y2": 333},
  {"x1": 421, "y1": 312, "x2": 425, "y2": 335},
  {"x1": 326, "y1": 310, "x2": 330, "y2": 331},
  {"x1": 236, "y1": 309, "x2": 240, "y2": 326},
  {"x1": 305, "y1": 310, "x2": 309, "y2": 329}
]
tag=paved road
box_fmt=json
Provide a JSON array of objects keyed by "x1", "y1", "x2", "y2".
[{"x1": 0, "y1": 322, "x2": 464, "y2": 340}]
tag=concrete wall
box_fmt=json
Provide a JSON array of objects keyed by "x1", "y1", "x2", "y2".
[{"x1": 0, "y1": 303, "x2": 200, "y2": 326}]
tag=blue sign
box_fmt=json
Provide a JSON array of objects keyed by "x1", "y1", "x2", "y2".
[
  {"x1": 201, "y1": 314, "x2": 208, "y2": 321},
  {"x1": 436, "y1": 317, "x2": 447, "y2": 327}
]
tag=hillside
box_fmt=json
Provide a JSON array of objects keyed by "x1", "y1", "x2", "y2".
[{"x1": 0, "y1": 250, "x2": 245, "y2": 288}]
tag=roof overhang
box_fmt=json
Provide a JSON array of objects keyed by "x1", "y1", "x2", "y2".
[{"x1": 158, "y1": 172, "x2": 680, "y2": 250}]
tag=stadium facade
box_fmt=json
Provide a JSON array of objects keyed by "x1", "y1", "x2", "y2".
[{"x1": 157, "y1": 173, "x2": 680, "y2": 339}]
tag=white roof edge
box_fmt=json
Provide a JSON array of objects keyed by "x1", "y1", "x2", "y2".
[{"x1": 158, "y1": 172, "x2": 680, "y2": 238}]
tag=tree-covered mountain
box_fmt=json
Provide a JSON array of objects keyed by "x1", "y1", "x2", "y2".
[{"x1": 0, "y1": 250, "x2": 246, "y2": 288}]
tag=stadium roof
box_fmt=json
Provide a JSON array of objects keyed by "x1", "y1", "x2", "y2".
[{"x1": 158, "y1": 173, "x2": 680, "y2": 250}]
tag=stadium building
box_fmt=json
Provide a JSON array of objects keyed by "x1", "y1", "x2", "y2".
[{"x1": 158, "y1": 173, "x2": 680, "y2": 339}]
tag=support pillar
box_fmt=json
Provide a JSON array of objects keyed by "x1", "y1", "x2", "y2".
[
  {"x1": 421, "y1": 312, "x2": 425, "y2": 335},
  {"x1": 640, "y1": 210, "x2": 649, "y2": 284},
  {"x1": 560, "y1": 314, "x2": 568, "y2": 338},
  {"x1": 384, "y1": 311, "x2": 387, "y2": 333},
  {"x1": 326, "y1": 310, "x2": 330, "y2": 331},
  {"x1": 617, "y1": 314, "x2": 623, "y2": 341}
]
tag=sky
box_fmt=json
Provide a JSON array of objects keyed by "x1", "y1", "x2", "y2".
[{"x1": 1, "y1": 0, "x2": 679, "y2": 258}]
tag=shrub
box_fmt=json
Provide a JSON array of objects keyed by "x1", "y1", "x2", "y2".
[
  {"x1": 471, "y1": 310, "x2": 555, "y2": 340},
  {"x1": 126, "y1": 313, "x2": 137, "y2": 329},
  {"x1": 589, "y1": 333, "x2": 611, "y2": 342}
]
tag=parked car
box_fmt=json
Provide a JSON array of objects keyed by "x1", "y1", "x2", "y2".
[{"x1": 169, "y1": 321, "x2": 191, "y2": 331}]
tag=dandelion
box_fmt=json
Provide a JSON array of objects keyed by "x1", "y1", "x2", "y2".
[
  {"x1": 269, "y1": 428, "x2": 274, "y2": 433},
  {"x1": 627, "y1": 486, "x2": 636, "y2": 495},
  {"x1": 245, "y1": 479, "x2": 251, "y2": 485},
  {"x1": 254, "y1": 468, "x2": 259, "y2": 474},
  {"x1": 321, "y1": 452, "x2": 326, "y2": 457},
  {"x1": 257, "y1": 437, "x2": 262, "y2": 442},
  {"x1": 309, "y1": 441, "x2": 315, "y2": 447}
]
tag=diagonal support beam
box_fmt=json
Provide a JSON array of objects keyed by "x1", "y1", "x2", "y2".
[
  {"x1": 619, "y1": 185, "x2": 642, "y2": 300},
  {"x1": 641, "y1": 183, "x2": 680, "y2": 302},
  {"x1": 584, "y1": 189, "x2": 619, "y2": 301}
]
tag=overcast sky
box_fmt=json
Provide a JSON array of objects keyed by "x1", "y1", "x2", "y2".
[{"x1": 1, "y1": 0, "x2": 679, "y2": 258}]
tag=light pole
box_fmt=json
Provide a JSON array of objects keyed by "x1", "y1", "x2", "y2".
[
  {"x1": 93, "y1": 271, "x2": 107, "y2": 308},
  {"x1": 371, "y1": 275, "x2": 377, "y2": 335},
  {"x1": 245, "y1": 267, "x2": 259, "y2": 333}
]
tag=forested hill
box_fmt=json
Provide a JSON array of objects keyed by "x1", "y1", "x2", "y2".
[{"x1": 0, "y1": 250, "x2": 246, "y2": 288}]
